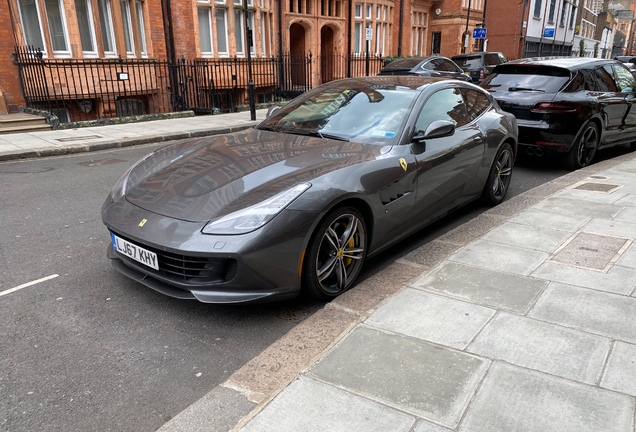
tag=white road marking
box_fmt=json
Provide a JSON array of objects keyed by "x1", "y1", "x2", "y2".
[{"x1": 0, "y1": 274, "x2": 59, "y2": 298}]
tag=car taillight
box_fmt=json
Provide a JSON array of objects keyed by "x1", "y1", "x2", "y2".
[
  {"x1": 480, "y1": 70, "x2": 485, "y2": 80},
  {"x1": 531, "y1": 102, "x2": 578, "y2": 113}
]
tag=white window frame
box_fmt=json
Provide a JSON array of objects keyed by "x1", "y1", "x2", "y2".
[
  {"x1": 354, "y1": 3, "x2": 362, "y2": 18},
  {"x1": 234, "y1": 9, "x2": 245, "y2": 57},
  {"x1": 376, "y1": 4, "x2": 380, "y2": 19},
  {"x1": 119, "y1": 0, "x2": 135, "y2": 57},
  {"x1": 375, "y1": 22, "x2": 380, "y2": 54},
  {"x1": 214, "y1": 0, "x2": 224, "y2": 4},
  {"x1": 98, "y1": 0, "x2": 118, "y2": 57},
  {"x1": 365, "y1": 3, "x2": 371, "y2": 18},
  {"x1": 44, "y1": 0, "x2": 72, "y2": 57},
  {"x1": 197, "y1": 6, "x2": 214, "y2": 57},
  {"x1": 135, "y1": 1, "x2": 147, "y2": 57},
  {"x1": 260, "y1": 13, "x2": 266, "y2": 56},
  {"x1": 18, "y1": 0, "x2": 48, "y2": 57},
  {"x1": 382, "y1": 22, "x2": 386, "y2": 55},
  {"x1": 354, "y1": 21, "x2": 362, "y2": 54},
  {"x1": 215, "y1": 7, "x2": 229, "y2": 57},
  {"x1": 75, "y1": 0, "x2": 99, "y2": 57},
  {"x1": 382, "y1": 5, "x2": 386, "y2": 20}
]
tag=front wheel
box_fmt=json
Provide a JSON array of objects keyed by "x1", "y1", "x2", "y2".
[
  {"x1": 565, "y1": 123, "x2": 599, "y2": 170},
  {"x1": 303, "y1": 207, "x2": 367, "y2": 301},
  {"x1": 482, "y1": 143, "x2": 514, "y2": 206}
]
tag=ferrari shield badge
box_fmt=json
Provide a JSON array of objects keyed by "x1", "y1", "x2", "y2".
[
  {"x1": 139, "y1": 219, "x2": 147, "y2": 227},
  {"x1": 399, "y1": 158, "x2": 407, "y2": 172}
]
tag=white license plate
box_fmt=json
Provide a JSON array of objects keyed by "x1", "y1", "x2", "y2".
[{"x1": 111, "y1": 234, "x2": 159, "y2": 270}]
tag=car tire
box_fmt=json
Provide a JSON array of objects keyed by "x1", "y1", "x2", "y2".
[
  {"x1": 565, "y1": 123, "x2": 599, "y2": 170},
  {"x1": 302, "y1": 207, "x2": 367, "y2": 301},
  {"x1": 482, "y1": 143, "x2": 514, "y2": 206}
]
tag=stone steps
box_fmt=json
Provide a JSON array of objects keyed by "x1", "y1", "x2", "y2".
[{"x1": 0, "y1": 113, "x2": 52, "y2": 134}]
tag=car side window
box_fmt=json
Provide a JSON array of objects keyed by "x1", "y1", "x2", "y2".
[
  {"x1": 613, "y1": 64, "x2": 636, "y2": 92},
  {"x1": 421, "y1": 61, "x2": 434, "y2": 70},
  {"x1": 461, "y1": 89, "x2": 492, "y2": 121},
  {"x1": 445, "y1": 60, "x2": 461, "y2": 72},
  {"x1": 415, "y1": 88, "x2": 470, "y2": 135},
  {"x1": 430, "y1": 58, "x2": 444, "y2": 71},
  {"x1": 497, "y1": 53, "x2": 507, "y2": 64},
  {"x1": 596, "y1": 67, "x2": 618, "y2": 92},
  {"x1": 484, "y1": 54, "x2": 499, "y2": 65}
]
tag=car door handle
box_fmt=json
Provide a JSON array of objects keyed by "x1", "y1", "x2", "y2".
[{"x1": 473, "y1": 136, "x2": 483, "y2": 142}]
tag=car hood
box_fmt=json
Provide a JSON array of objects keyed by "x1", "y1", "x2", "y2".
[{"x1": 124, "y1": 128, "x2": 385, "y2": 223}]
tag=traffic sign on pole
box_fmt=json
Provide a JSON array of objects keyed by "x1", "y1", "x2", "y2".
[
  {"x1": 365, "y1": 27, "x2": 373, "y2": 41},
  {"x1": 472, "y1": 28, "x2": 487, "y2": 39}
]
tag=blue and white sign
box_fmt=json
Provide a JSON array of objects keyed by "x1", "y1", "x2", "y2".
[
  {"x1": 543, "y1": 28, "x2": 555, "y2": 38},
  {"x1": 473, "y1": 28, "x2": 487, "y2": 39}
]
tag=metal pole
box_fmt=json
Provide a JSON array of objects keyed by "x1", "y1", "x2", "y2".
[
  {"x1": 463, "y1": 0, "x2": 472, "y2": 54},
  {"x1": 365, "y1": 37, "x2": 370, "y2": 76},
  {"x1": 397, "y1": 0, "x2": 404, "y2": 56},
  {"x1": 243, "y1": 0, "x2": 256, "y2": 120}
]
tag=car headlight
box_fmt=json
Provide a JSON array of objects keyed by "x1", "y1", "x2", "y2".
[{"x1": 202, "y1": 183, "x2": 311, "y2": 235}]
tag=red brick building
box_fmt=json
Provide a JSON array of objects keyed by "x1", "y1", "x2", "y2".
[{"x1": 1, "y1": 0, "x2": 489, "y2": 115}]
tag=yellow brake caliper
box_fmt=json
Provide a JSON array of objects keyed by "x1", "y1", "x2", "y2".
[{"x1": 341, "y1": 222, "x2": 354, "y2": 267}]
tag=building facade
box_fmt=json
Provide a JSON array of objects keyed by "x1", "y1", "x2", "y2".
[{"x1": 0, "y1": 0, "x2": 504, "y2": 115}]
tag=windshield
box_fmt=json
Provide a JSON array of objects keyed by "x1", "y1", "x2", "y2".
[
  {"x1": 258, "y1": 84, "x2": 421, "y2": 144},
  {"x1": 453, "y1": 56, "x2": 482, "y2": 69},
  {"x1": 482, "y1": 65, "x2": 571, "y2": 93}
]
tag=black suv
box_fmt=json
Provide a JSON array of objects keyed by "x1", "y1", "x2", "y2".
[
  {"x1": 452, "y1": 52, "x2": 507, "y2": 84},
  {"x1": 482, "y1": 57, "x2": 636, "y2": 170}
]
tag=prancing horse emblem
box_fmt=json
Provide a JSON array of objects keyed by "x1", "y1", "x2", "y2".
[
  {"x1": 139, "y1": 219, "x2": 147, "y2": 227},
  {"x1": 399, "y1": 158, "x2": 407, "y2": 172}
]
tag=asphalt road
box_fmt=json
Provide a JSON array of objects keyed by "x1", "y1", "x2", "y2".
[{"x1": 0, "y1": 142, "x2": 632, "y2": 432}]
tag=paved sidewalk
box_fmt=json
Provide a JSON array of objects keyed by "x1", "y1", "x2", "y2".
[
  {"x1": 0, "y1": 109, "x2": 268, "y2": 161},
  {"x1": 238, "y1": 156, "x2": 636, "y2": 432},
  {"x1": 158, "y1": 152, "x2": 636, "y2": 432}
]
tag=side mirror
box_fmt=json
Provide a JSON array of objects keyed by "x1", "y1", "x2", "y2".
[
  {"x1": 422, "y1": 120, "x2": 456, "y2": 139},
  {"x1": 266, "y1": 106, "x2": 281, "y2": 117}
]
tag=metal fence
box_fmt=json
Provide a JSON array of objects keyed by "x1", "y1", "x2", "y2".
[
  {"x1": 14, "y1": 46, "x2": 312, "y2": 124},
  {"x1": 318, "y1": 53, "x2": 386, "y2": 84}
]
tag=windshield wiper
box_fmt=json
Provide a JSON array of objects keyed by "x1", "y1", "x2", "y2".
[
  {"x1": 281, "y1": 130, "x2": 350, "y2": 142},
  {"x1": 508, "y1": 87, "x2": 545, "y2": 92}
]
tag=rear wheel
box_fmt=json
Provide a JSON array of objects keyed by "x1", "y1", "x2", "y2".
[
  {"x1": 303, "y1": 207, "x2": 367, "y2": 301},
  {"x1": 565, "y1": 123, "x2": 598, "y2": 170},
  {"x1": 482, "y1": 143, "x2": 514, "y2": 206}
]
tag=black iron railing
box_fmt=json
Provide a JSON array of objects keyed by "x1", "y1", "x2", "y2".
[
  {"x1": 14, "y1": 46, "x2": 312, "y2": 124},
  {"x1": 318, "y1": 52, "x2": 385, "y2": 84}
]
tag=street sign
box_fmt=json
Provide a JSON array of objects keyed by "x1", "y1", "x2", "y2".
[
  {"x1": 543, "y1": 28, "x2": 555, "y2": 38},
  {"x1": 473, "y1": 28, "x2": 487, "y2": 39},
  {"x1": 365, "y1": 27, "x2": 373, "y2": 41}
]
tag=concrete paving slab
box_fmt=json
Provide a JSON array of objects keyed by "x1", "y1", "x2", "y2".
[
  {"x1": 600, "y1": 341, "x2": 636, "y2": 397},
  {"x1": 531, "y1": 262, "x2": 636, "y2": 295},
  {"x1": 550, "y1": 232, "x2": 630, "y2": 271},
  {"x1": 508, "y1": 208, "x2": 591, "y2": 232},
  {"x1": 614, "y1": 194, "x2": 636, "y2": 207},
  {"x1": 615, "y1": 206, "x2": 636, "y2": 224},
  {"x1": 436, "y1": 214, "x2": 507, "y2": 245},
  {"x1": 365, "y1": 289, "x2": 495, "y2": 349},
  {"x1": 0, "y1": 143, "x2": 23, "y2": 153},
  {"x1": 413, "y1": 262, "x2": 547, "y2": 314},
  {"x1": 309, "y1": 326, "x2": 490, "y2": 428},
  {"x1": 583, "y1": 219, "x2": 636, "y2": 239},
  {"x1": 553, "y1": 189, "x2": 628, "y2": 204},
  {"x1": 413, "y1": 421, "x2": 454, "y2": 432},
  {"x1": 482, "y1": 222, "x2": 573, "y2": 253},
  {"x1": 157, "y1": 385, "x2": 256, "y2": 432},
  {"x1": 529, "y1": 283, "x2": 636, "y2": 343},
  {"x1": 241, "y1": 377, "x2": 415, "y2": 432},
  {"x1": 616, "y1": 243, "x2": 636, "y2": 269},
  {"x1": 467, "y1": 312, "x2": 610, "y2": 384},
  {"x1": 482, "y1": 195, "x2": 544, "y2": 218},
  {"x1": 449, "y1": 240, "x2": 549, "y2": 276},
  {"x1": 533, "y1": 197, "x2": 624, "y2": 219},
  {"x1": 458, "y1": 362, "x2": 635, "y2": 432}
]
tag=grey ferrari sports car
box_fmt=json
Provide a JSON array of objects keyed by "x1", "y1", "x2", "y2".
[{"x1": 102, "y1": 76, "x2": 518, "y2": 304}]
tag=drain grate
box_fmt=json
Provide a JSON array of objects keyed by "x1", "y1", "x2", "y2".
[
  {"x1": 572, "y1": 182, "x2": 623, "y2": 193},
  {"x1": 56, "y1": 135, "x2": 104, "y2": 142},
  {"x1": 548, "y1": 232, "x2": 631, "y2": 272},
  {"x1": 77, "y1": 158, "x2": 127, "y2": 167}
]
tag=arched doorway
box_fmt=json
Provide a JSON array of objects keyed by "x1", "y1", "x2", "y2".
[
  {"x1": 289, "y1": 23, "x2": 306, "y2": 86},
  {"x1": 320, "y1": 26, "x2": 335, "y2": 83}
]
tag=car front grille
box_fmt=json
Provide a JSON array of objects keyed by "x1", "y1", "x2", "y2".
[{"x1": 111, "y1": 231, "x2": 237, "y2": 285}]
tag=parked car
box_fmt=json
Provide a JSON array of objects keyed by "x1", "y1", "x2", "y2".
[
  {"x1": 615, "y1": 55, "x2": 636, "y2": 63},
  {"x1": 378, "y1": 56, "x2": 472, "y2": 82},
  {"x1": 102, "y1": 76, "x2": 517, "y2": 304},
  {"x1": 622, "y1": 62, "x2": 636, "y2": 80},
  {"x1": 481, "y1": 57, "x2": 636, "y2": 170},
  {"x1": 452, "y1": 52, "x2": 508, "y2": 84}
]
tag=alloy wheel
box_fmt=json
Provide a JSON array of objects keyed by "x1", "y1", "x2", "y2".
[
  {"x1": 492, "y1": 148, "x2": 513, "y2": 200},
  {"x1": 577, "y1": 126, "x2": 598, "y2": 167},
  {"x1": 315, "y1": 213, "x2": 365, "y2": 295}
]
